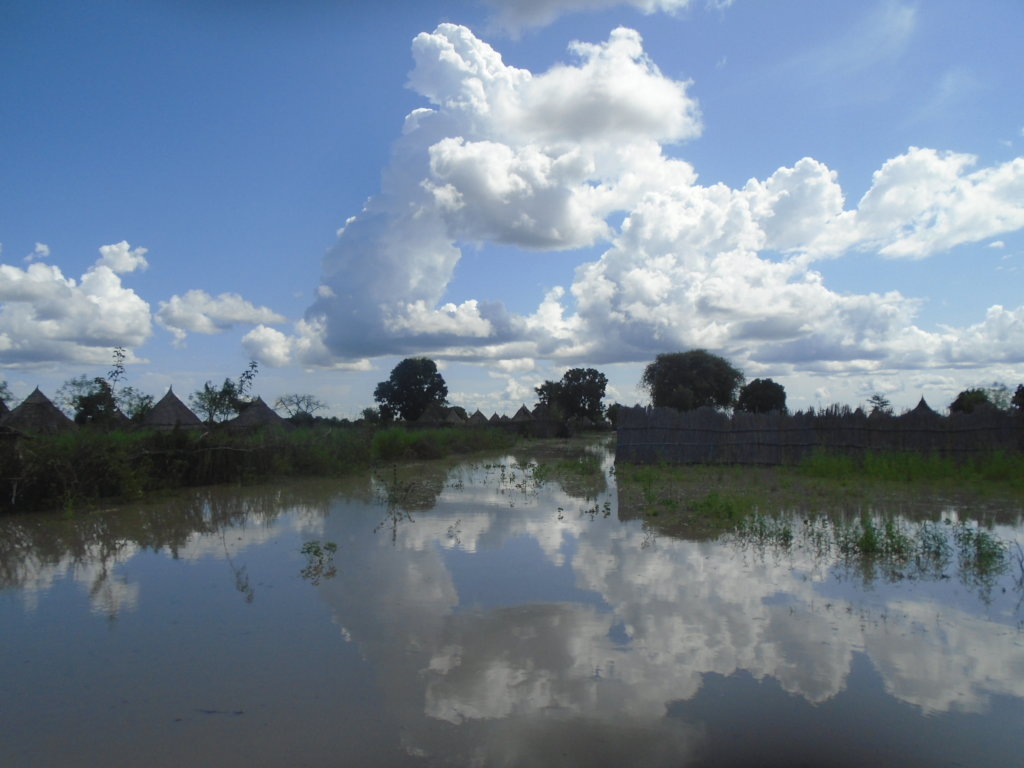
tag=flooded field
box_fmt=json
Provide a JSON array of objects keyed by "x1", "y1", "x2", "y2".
[{"x1": 2, "y1": 437, "x2": 1023, "y2": 767}]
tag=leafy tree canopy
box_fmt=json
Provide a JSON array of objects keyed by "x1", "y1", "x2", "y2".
[
  {"x1": 640, "y1": 350, "x2": 744, "y2": 411},
  {"x1": 535, "y1": 367, "x2": 608, "y2": 422},
  {"x1": 189, "y1": 361, "x2": 261, "y2": 424},
  {"x1": 56, "y1": 375, "x2": 120, "y2": 425},
  {"x1": 373, "y1": 357, "x2": 448, "y2": 422},
  {"x1": 949, "y1": 388, "x2": 992, "y2": 414},
  {"x1": 56, "y1": 348, "x2": 154, "y2": 424},
  {"x1": 1013, "y1": 384, "x2": 1024, "y2": 412},
  {"x1": 736, "y1": 378, "x2": 787, "y2": 414},
  {"x1": 0, "y1": 380, "x2": 12, "y2": 405},
  {"x1": 190, "y1": 379, "x2": 242, "y2": 424}
]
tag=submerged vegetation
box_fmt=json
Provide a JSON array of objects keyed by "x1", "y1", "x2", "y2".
[{"x1": 617, "y1": 451, "x2": 1024, "y2": 599}]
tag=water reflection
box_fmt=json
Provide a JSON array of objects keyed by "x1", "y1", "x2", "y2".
[{"x1": 1, "y1": 438, "x2": 1022, "y2": 767}]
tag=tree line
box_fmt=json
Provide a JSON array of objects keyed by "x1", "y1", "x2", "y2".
[{"x1": 3, "y1": 348, "x2": 1022, "y2": 429}]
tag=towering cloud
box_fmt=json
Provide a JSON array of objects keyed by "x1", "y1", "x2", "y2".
[{"x1": 250, "y1": 23, "x2": 1024, "y2": 379}]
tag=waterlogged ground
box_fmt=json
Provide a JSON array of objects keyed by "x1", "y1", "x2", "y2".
[{"x1": 2, "y1": 438, "x2": 1023, "y2": 767}]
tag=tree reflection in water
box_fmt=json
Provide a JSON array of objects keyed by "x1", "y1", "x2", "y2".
[{"x1": 2, "y1": 437, "x2": 1023, "y2": 767}]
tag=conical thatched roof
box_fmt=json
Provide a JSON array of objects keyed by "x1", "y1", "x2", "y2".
[
  {"x1": 140, "y1": 387, "x2": 203, "y2": 430},
  {"x1": 911, "y1": 397, "x2": 936, "y2": 415},
  {"x1": 511, "y1": 404, "x2": 533, "y2": 422},
  {"x1": 444, "y1": 408, "x2": 466, "y2": 424},
  {"x1": 224, "y1": 396, "x2": 288, "y2": 431},
  {"x1": 468, "y1": 409, "x2": 488, "y2": 425},
  {"x1": 489, "y1": 412, "x2": 502, "y2": 424},
  {"x1": 417, "y1": 403, "x2": 450, "y2": 423},
  {"x1": 0, "y1": 388, "x2": 77, "y2": 435}
]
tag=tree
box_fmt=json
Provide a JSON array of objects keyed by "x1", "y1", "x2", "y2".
[
  {"x1": 56, "y1": 375, "x2": 120, "y2": 425},
  {"x1": 189, "y1": 379, "x2": 241, "y2": 424},
  {"x1": 0, "y1": 380, "x2": 12, "y2": 406},
  {"x1": 867, "y1": 393, "x2": 893, "y2": 416},
  {"x1": 736, "y1": 378, "x2": 787, "y2": 414},
  {"x1": 949, "y1": 388, "x2": 991, "y2": 414},
  {"x1": 1012, "y1": 384, "x2": 1024, "y2": 413},
  {"x1": 535, "y1": 367, "x2": 608, "y2": 422},
  {"x1": 118, "y1": 387, "x2": 154, "y2": 421},
  {"x1": 640, "y1": 350, "x2": 744, "y2": 411},
  {"x1": 274, "y1": 393, "x2": 327, "y2": 418},
  {"x1": 982, "y1": 381, "x2": 1011, "y2": 410},
  {"x1": 189, "y1": 362, "x2": 261, "y2": 424},
  {"x1": 373, "y1": 358, "x2": 448, "y2": 422},
  {"x1": 237, "y1": 360, "x2": 259, "y2": 404},
  {"x1": 108, "y1": 346, "x2": 127, "y2": 394}
]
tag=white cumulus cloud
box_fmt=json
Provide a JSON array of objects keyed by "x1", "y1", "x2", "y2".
[
  {"x1": 156, "y1": 289, "x2": 286, "y2": 346},
  {"x1": 290, "y1": 23, "x2": 1024, "y2": 385},
  {"x1": 0, "y1": 243, "x2": 152, "y2": 366}
]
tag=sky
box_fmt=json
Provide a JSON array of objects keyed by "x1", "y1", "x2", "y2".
[{"x1": 2, "y1": 0, "x2": 1023, "y2": 418}]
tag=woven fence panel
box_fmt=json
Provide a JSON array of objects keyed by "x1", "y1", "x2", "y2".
[{"x1": 616, "y1": 406, "x2": 1022, "y2": 465}]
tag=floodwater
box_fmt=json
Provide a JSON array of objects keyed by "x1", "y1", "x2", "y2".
[{"x1": 2, "y1": 438, "x2": 1023, "y2": 768}]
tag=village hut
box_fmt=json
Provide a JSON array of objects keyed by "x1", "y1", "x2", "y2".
[
  {"x1": 140, "y1": 388, "x2": 203, "y2": 430},
  {"x1": 444, "y1": 408, "x2": 466, "y2": 425},
  {"x1": 224, "y1": 396, "x2": 289, "y2": 431},
  {"x1": 489, "y1": 412, "x2": 502, "y2": 424},
  {"x1": 0, "y1": 388, "x2": 77, "y2": 435},
  {"x1": 532, "y1": 403, "x2": 553, "y2": 420},
  {"x1": 468, "y1": 409, "x2": 488, "y2": 426},
  {"x1": 511, "y1": 405, "x2": 533, "y2": 422},
  {"x1": 908, "y1": 397, "x2": 937, "y2": 417},
  {"x1": 416, "y1": 403, "x2": 450, "y2": 424}
]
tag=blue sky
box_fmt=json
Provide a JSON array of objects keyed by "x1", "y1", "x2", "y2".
[{"x1": 2, "y1": 0, "x2": 1022, "y2": 417}]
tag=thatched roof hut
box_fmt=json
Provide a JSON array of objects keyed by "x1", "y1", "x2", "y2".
[
  {"x1": 140, "y1": 388, "x2": 203, "y2": 430},
  {"x1": 489, "y1": 412, "x2": 502, "y2": 424},
  {"x1": 511, "y1": 405, "x2": 533, "y2": 422},
  {"x1": 444, "y1": 408, "x2": 466, "y2": 425},
  {"x1": 416, "y1": 403, "x2": 450, "y2": 424},
  {"x1": 468, "y1": 409, "x2": 488, "y2": 425},
  {"x1": 532, "y1": 403, "x2": 553, "y2": 420},
  {"x1": 0, "y1": 388, "x2": 77, "y2": 435},
  {"x1": 224, "y1": 396, "x2": 288, "y2": 431}
]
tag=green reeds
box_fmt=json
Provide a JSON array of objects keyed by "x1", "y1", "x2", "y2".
[{"x1": 797, "y1": 450, "x2": 1024, "y2": 493}]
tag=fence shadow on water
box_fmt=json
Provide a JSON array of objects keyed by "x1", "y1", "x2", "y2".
[{"x1": 616, "y1": 404, "x2": 1023, "y2": 465}]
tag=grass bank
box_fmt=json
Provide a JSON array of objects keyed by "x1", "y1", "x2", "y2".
[
  {"x1": 0, "y1": 424, "x2": 517, "y2": 514},
  {"x1": 615, "y1": 450, "x2": 1024, "y2": 537}
]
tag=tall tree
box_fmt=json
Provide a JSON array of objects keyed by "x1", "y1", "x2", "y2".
[
  {"x1": 0, "y1": 380, "x2": 12, "y2": 405},
  {"x1": 373, "y1": 358, "x2": 448, "y2": 422},
  {"x1": 736, "y1": 378, "x2": 787, "y2": 414},
  {"x1": 640, "y1": 350, "x2": 744, "y2": 411},
  {"x1": 535, "y1": 367, "x2": 608, "y2": 422},
  {"x1": 949, "y1": 388, "x2": 991, "y2": 414}
]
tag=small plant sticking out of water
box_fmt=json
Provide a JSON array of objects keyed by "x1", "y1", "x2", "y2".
[
  {"x1": 300, "y1": 540, "x2": 338, "y2": 585},
  {"x1": 732, "y1": 512, "x2": 1014, "y2": 599},
  {"x1": 952, "y1": 522, "x2": 1008, "y2": 589}
]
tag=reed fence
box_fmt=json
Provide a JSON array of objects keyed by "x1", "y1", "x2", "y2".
[{"x1": 615, "y1": 405, "x2": 1023, "y2": 465}]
